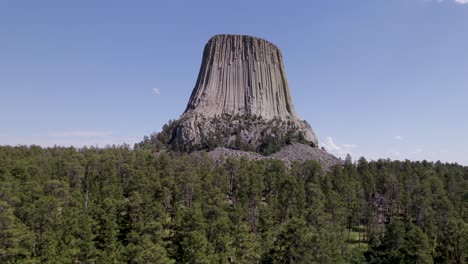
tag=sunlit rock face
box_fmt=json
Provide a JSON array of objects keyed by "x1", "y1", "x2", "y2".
[{"x1": 172, "y1": 34, "x2": 318, "y2": 150}]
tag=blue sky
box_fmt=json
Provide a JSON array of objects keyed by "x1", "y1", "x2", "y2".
[{"x1": 1, "y1": 0, "x2": 467, "y2": 165}]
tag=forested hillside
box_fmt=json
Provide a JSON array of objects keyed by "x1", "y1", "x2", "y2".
[{"x1": 1, "y1": 145, "x2": 467, "y2": 263}]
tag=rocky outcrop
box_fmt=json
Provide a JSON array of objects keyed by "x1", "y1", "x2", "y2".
[
  {"x1": 206, "y1": 143, "x2": 342, "y2": 171},
  {"x1": 269, "y1": 143, "x2": 342, "y2": 170},
  {"x1": 171, "y1": 34, "x2": 318, "y2": 150}
]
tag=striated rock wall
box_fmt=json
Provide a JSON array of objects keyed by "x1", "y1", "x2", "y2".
[
  {"x1": 185, "y1": 34, "x2": 296, "y2": 120},
  {"x1": 172, "y1": 34, "x2": 318, "y2": 149}
]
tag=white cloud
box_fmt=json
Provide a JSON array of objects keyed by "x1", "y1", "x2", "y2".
[
  {"x1": 320, "y1": 137, "x2": 358, "y2": 158},
  {"x1": 48, "y1": 131, "x2": 113, "y2": 138},
  {"x1": 152, "y1": 88, "x2": 161, "y2": 96},
  {"x1": 428, "y1": 0, "x2": 468, "y2": 4},
  {"x1": 0, "y1": 130, "x2": 142, "y2": 148},
  {"x1": 321, "y1": 137, "x2": 340, "y2": 152},
  {"x1": 30, "y1": 130, "x2": 120, "y2": 147},
  {"x1": 394, "y1": 135, "x2": 404, "y2": 141},
  {"x1": 388, "y1": 150, "x2": 403, "y2": 159},
  {"x1": 343, "y1": 143, "x2": 358, "y2": 148},
  {"x1": 412, "y1": 148, "x2": 423, "y2": 154}
]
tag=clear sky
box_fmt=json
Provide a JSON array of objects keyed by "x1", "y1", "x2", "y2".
[{"x1": 1, "y1": 0, "x2": 467, "y2": 165}]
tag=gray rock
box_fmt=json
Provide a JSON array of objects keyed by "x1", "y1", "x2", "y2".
[
  {"x1": 270, "y1": 143, "x2": 342, "y2": 171},
  {"x1": 173, "y1": 34, "x2": 318, "y2": 149},
  {"x1": 205, "y1": 143, "x2": 342, "y2": 171}
]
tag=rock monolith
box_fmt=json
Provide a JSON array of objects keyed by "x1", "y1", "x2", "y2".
[{"x1": 171, "y1": 34, "x2": 318, "y2": 151}]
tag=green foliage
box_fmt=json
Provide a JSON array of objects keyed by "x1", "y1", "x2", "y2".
[
  {"x1": 366, "y1": 220, "x2": 433, "y2": 263},
  {"x1": 0, "y1": 145, "x2": 467, "y2": 263},
  {"x1": 0, "y1": 201, "x2": 35, "y2": 262},
  {"x1": 258, "y1": 119, "x2": 310, "y2": 155}
]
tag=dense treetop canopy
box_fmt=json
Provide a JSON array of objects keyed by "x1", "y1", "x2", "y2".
[{"x1": 0, "y1": 145, "x2": 467, "y2": 263}]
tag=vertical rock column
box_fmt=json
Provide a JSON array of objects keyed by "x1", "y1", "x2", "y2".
[
  {"x1": 185, "y1": 34, "x2": 297, "y2": 120},
  {"x1": 176, "y1": 34, "x2": 318, "y2": 148}
]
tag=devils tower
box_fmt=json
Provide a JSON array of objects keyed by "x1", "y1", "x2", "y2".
[{"x1": 169, "y1": 34, "x2": 319, "y2": 153}]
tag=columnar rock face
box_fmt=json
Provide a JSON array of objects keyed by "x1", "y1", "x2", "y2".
[
  {"x1": 172, "y1": 34, "x2": 318, "y2": 150},
  {"x1": 186, "y1": 34, "x2": 296, "y2": 120}
]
